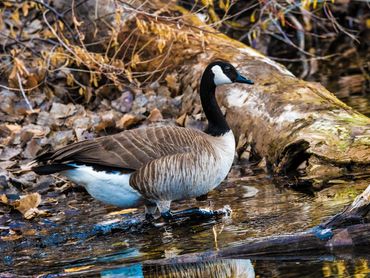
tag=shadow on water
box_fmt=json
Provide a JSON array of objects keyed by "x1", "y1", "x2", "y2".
[{"x1": 1, "y1": 163, "x2": 369, "y2": 277}]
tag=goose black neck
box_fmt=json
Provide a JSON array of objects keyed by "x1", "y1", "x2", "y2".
[{"x1": 200, "y1": 72, "x2": 230, "y2": 137}]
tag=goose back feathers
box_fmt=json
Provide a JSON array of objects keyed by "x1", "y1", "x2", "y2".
[{"x1": 36, "y1": 126, "x2": 214, "y2": 172}]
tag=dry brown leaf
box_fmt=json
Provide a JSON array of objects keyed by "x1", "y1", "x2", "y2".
[
  {"x1": 0, "y1": 147, "x2": 22, "y2": 161},
  {"x1": 0, "y1": 194, "x2": 9, "y2": 204},
  {"x1": 117, "y1": 114, "x2": 143, "y2": 129},
  {"x1": 22, "y1": 124, "x2": 50, "y2": 138},
  {"x1": 94, "y1": 111, "x2": 117, "y2": 131},
  {"x1": 25, "y1": 73, "x2": 39, "y2": 89},
  {"x1": 147, "y1": 108, "x2": 163, "y2": 123},
  {"x1": 25, "y1": 108, "x2": 40, "y2": 115},
  {"x1": 1, "y1": 234, "x2": 22, "y2": 241},
  {"x1": 12, "y1": 193, "x2": 44, "y2": 220},
  {"x1": 50, "y1": 103, "x2": 77, "y2": 119},
  {"x1": 165, "y1": 73, "x2": 180, "y2": 94},
  {"x1": 176, "y1": 113, "x2": 187, "y2": 126},
  {"x1": 23, "y1": 139, "x2": 42, "y2": 159},
  {"x1": 5, "y1": 124, "x2": 21, "y2": 133},
  {"x1": 0, "y1": 161, "x2": 17, "y2": 169},
  {"x1": 22, "y1": 229, "x2": 37, "y2": 236}
]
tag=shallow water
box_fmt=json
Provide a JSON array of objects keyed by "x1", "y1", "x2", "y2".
[{"x1": 1, "y1": 163, "x2": 369, "y2": 277}]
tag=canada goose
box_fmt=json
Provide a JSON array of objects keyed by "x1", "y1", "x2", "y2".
[{"x1": 32, "y1": 61, "x2": 253, "y2": 220}]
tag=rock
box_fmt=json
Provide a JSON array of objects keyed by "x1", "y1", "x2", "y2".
[
  {"x1": 31, "y1": 92, "x2": 46, "y2": 106},
  {"x1": 133, "y1": 93, "x2": 148, "y2": 108},
  {"x1": 111, "y1": 91, "x2": 133, "y2": 113},
  {"x1": 147, "y1": 95, "x2": 168, "y2": 112}
]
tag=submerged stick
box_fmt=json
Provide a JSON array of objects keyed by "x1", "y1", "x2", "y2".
[{"x1": 322, "y1": 184, "x2": 370, "y2": 229}]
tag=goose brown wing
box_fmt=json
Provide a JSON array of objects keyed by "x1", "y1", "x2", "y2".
[{"x1": 35, "y1": 126, "x2": 203, "y2": 170}]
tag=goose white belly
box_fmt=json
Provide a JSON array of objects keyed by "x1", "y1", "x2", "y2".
[{"x1": 62, "y1": 165, "x2": 143, "y2": 208}]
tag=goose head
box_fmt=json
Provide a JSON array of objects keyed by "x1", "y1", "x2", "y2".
[
  {"x1": 206, "y1": 61, "x2": 254, "y2": 86},
  {"x1": 200, "y1": 61, "x2": 254, "y2": 136}
]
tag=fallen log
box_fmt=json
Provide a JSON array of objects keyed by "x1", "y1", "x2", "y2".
[{"x1": 50, "y1": 0, "x2": 370, "y2": 188}]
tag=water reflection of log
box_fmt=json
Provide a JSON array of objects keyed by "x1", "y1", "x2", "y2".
[
  {"x1": 143, "y1": 259, "x2": 255, "y2": 278},
  {"x1": 144, "y1": 185, "x2": 370, "y2": 264}
]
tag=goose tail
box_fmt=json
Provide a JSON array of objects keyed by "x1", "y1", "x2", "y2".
[{"x1": 32, "y1": 164, "x2": 77, "y2": 175}]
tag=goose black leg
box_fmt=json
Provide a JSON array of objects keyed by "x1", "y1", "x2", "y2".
[
  {"x1": 145, "y1": 213, "x2": 155, "y2": 221},
  {"x1": 144, "y1": 202, "x2": 157, "y2": 222}
]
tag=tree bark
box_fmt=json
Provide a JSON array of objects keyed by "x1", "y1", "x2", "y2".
[{"x1": 51, "y1": 0, "x2": 370, "y2": 188}]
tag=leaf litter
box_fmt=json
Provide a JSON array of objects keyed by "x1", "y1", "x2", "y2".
[{"x1": 0, "y1": 1, "x2": 203, "y2": 238}]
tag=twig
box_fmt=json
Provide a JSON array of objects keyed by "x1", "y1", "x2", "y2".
[
  {"x1": 16, "y1": 72, "x2": 35, "y2": 113},
  {"x1": 269, "y1": 53, "x2": 338, "y2": 62},
  {"x1": 287, "y1": 14, "x2": 309, "y2": 79},
  {"x1": 0, "y1": 82, "x2": 44, "y2": 92}
]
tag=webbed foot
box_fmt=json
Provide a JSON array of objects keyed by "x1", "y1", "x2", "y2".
[{"x1": 160, "y1": 211, "x2": 174, "y2": 221}]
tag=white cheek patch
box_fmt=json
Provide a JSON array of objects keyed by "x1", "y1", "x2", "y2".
[{"x1": 211, "y1": 65, "x2": 232, "y2": 85}]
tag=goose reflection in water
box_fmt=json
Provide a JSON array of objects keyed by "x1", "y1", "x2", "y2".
[{"x1": 101, "y1": 259, "x2": 255, "y2": 278}]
